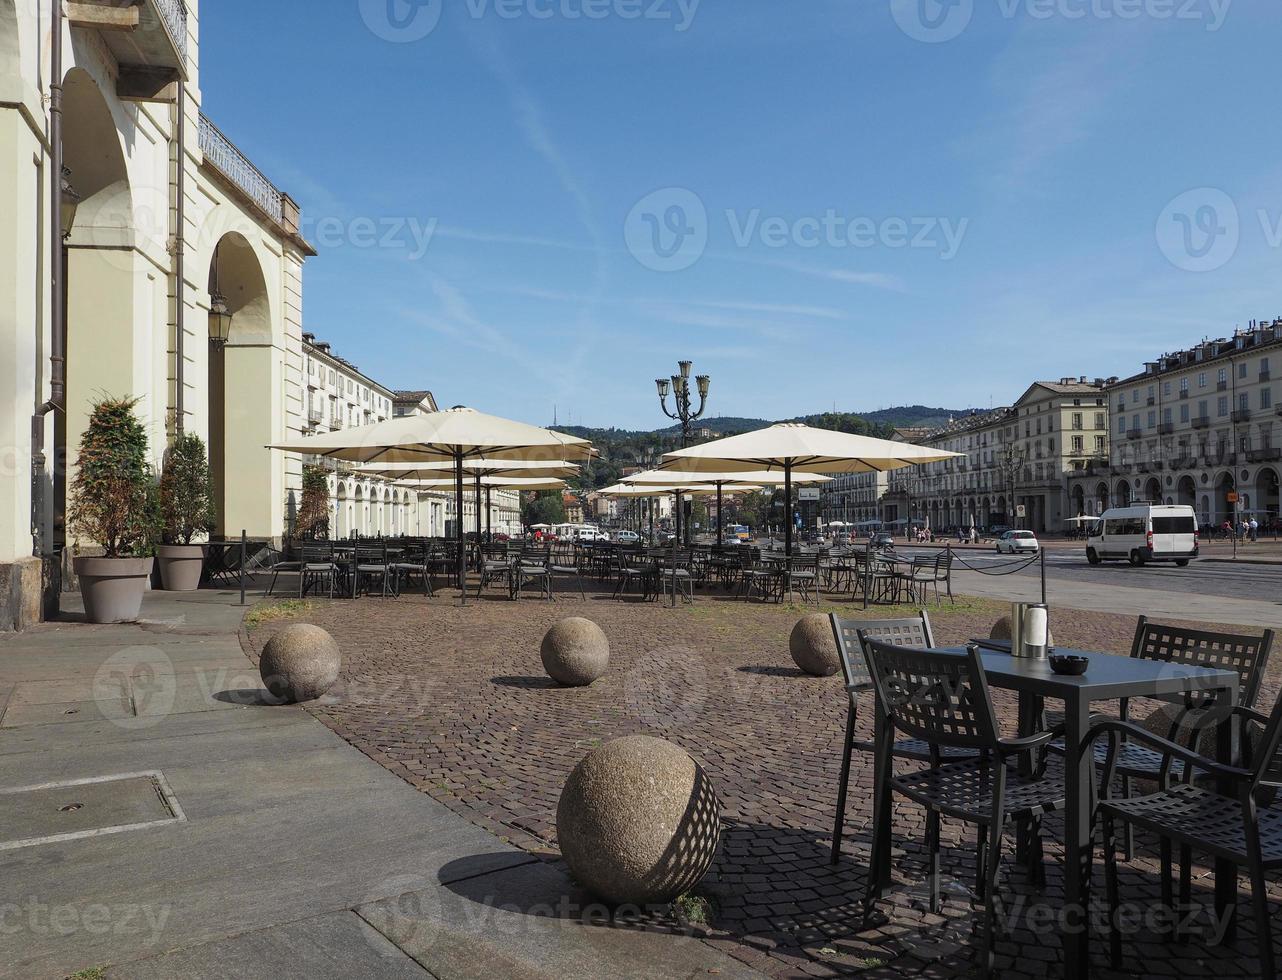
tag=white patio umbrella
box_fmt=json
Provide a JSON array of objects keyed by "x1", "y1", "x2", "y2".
[
  {"x1": 659, "y1": 422, "x2": 961, "y2": 556},
  {"x1": 622, "y1": 468, "x2": 829, "y2": 546},
  {"x1": 396, "y1": 476, "x2": 569, "y2": 544},
  {"x1": 269, "y1": 407, "x2": 594, "y2": 602}
]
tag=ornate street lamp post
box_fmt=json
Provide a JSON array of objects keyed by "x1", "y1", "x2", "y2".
[{"x1": 656, "y1": 362, "x2": 710, "y2": 544}]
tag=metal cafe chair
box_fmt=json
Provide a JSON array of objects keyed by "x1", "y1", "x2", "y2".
[
  {"x1": 829, "y1": 613, "x2": 977, "y2": 864},
  {"x1": 476, "y1": 543, "x2": 515, "y2": 597},
  {"x1": 298, "y1": 541, "x2": 337, "y2": 599},
  {"x1": 391, "y1": 539, "x2": 436, "y2": 597},
  {"x1": 613, "y1": 551, "x2": 655, "y2": 601},
  {"x1": 514, "y1": 548, "x2": 552, "y2": 601},
  {"x1": 1091, "y1": 685, "x2": 1282, "y2": 977},
  {"x1": 549, "y1": 543, "x2": 586, "y2": 600},
  {"x1": 783, "y1": 555, "x2": 819, "y2": 605},
  {"x1": 860, "y1": 638, "x2": 1067, "y2": 976},
  {"x1": 1048, "y1": 618, "x2": 1274, "y2": 858},
  {"x1": 354, "y1": 541, "x2": 394, "y2": 598},
  {"x1": 658, "y1": 550, "x2": 695, "y2": 604}
]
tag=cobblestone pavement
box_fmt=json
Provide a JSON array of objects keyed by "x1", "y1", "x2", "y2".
[{"x1": 246, "y1": 584, "x2": 1280, "y2": 978}]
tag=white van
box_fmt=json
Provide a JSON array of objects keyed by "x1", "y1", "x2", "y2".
[{"x1": 1086, "y1": 504, "x2": 1198, "y2": 567}]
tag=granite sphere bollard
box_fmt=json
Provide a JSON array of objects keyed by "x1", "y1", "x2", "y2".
[
  {"x1": 789, "y1": 613, "x2": 840, "y2": 677},
  {"x1": 557, "y1": 735, "x2": 721, "y2": 905},
  {"x1": 540, "y1": 617, "x2": 609, "y2": 687},
  {"x1": 259, "y1": 623, "x2": 341, "y2": 703}
]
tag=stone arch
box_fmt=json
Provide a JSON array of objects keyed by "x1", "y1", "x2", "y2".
[
  {"x1": 0, "y1": 0, "x2": 21, "y2": 87},
  {"x1": 1071, "y1": 485, "x2": 1085, "y2": 516},
  {"x1": 1143, "y1": 478, "x2": 1162, "y2": 504},
  {"x1": 1176, "y1": 475, "x2": 1196, "y2": 509},
  {"x1": 59, "y1": 66, "x2": 141, "y2": 549},
  {"x1": 336, "y1": 483, "x2": 349, "y2": 538},
  {"x1": 1095, "y1": 482, "x2": 1109, "y2": 515},
  {"x1": 207, "y1": 232, "x2": 273, "y2": 537},
  {"x1": 1214, "y1": 471, "x2": 1236, "y2": 524},
  {"x1": 1114, "y1": 481, "x2": 1131, "y2": 507},
  {"x1": 1258, "y1": 468, "x2": 1280, "y2": 522}
]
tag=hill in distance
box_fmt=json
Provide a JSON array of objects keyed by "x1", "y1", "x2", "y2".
[{"x1": 557, "y1": 406, "x2": 978, "y2": 440}]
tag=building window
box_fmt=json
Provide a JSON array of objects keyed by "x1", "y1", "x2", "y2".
[
  {"x1": 1163, "y1": 381, "x2": 1172, "y2": 397},
  {"x1": 1147, "y1": 410, "x2": 1156, "y2": 429},
  {"x1": 1198, "y1": 372, "x2": 1207, "y2": 388},
  {"x1": 1131, "y1": 390, "x2": 1139, "y2": 403},
  {"x1": 1072, "y1": 436, "x2": 1083, "y2": 454},
  {"x1": 1239, "y1": 362, "x2": 1248, "y2": 379},
  {"x1": 1095, "y1": 435, "x2": 1106, "y2": 453},
  {"x1": 1163, "y1": 407, "x2": 1172, "y2": 425},
  {"x1": 1072, "y1": 412, "x2": 1083, "y2": 430},
  {"x1": 1199, "y1": 399, "x2": 1208, "y2": 419},
  {"x1": 1239, "y1": 392, "x2": 1249, "y2": 413},
  {"x1": 1180, "y1": 403, "x2": 1189, "y2": 423},
  {"x1": 1179, "y1": 378, "x2": 1189, "y2": 395},
  {"x1": 1218, "y1": 396, "x2": 1229, "y2": 417},
  {"x1": 1219, "y1": 367, "x2": 1228, "y2": 385},
  {"x1": 1117, "y1": 417, "x2": 1126, "y2": 434},
  {"x1": 1263, "y1": 388, "x2": 1274, "y2": 409}
]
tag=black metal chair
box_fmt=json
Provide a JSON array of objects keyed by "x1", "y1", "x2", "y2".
[
  {"x1": 830, "y1": 612, "x2": 980, "y2": 865},
  {"x1": 299, "y1": 541, "x2": 337, "y2": 599},
  {"x1": 861, "y1": 638, "x2": 1067, "y2": 976},
  {"x1": 391, "y1": 540, "x2": 435, "y2": 597},
  {"x1": 613, "y1": 551, "x2": 654, "y2": 601},
  {"x1": 354, "y1": 541, "x2": 394, "y2": 598},
  {"x1": 658, "y1": 550, "x2": 695, "y2": 604},
  {"x1": 549, "y1": 543, "x2": 586, "y2": 600},
  {"x1": 783, "y1": 555, "x2": 819, "y2": 605},
  {"x1": 1092, "y1": 687, "x2": 1282, "y2": 977},
  {"x1": 514, "y1": 548, "x2": 552, "y2": 601},
  {"x1": 265, "y1": 541, "x2": 301, "y2": 597},
  {"x1": 1049, "y1": 618, "x2": 1273, "y2": 858}
]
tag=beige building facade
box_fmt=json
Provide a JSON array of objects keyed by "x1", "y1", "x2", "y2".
[{"x1": 1068, "y1": 321, "x2": 1282, "y2": 526}]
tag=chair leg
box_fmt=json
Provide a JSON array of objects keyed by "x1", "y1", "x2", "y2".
[
  {"x1": 975, "y1": 825, "x2": 988, "y2": 899},
  {"x1": 1178, "y1": 843, "x2": 1193, "y2": 936},
  {"x1": 926, "y1": 809, "x2": 942, "y2": 914},
  {"x1": 980, "y1": 817, "x2": 1005, "y2": 979},
  {"x1": 1102, "y1": 812, "x2": 1123, "y2": 968},
  {"x1": 830, "y1": 706, "x2": 856, "y2": 865},
  {"x1": 1160, "y1": 838, "x2": 1174, "y2": 913},
  {"x1": 1121, "y1": 774, "x2": 1135, "y2": 860},
  {"x1": 1247, "y1": 847, "x2": 1277, "y2": 980}
]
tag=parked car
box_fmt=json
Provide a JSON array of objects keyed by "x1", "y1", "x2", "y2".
[
  {"x1": 613, "y1": 530, "x2": 640, "y2": 544},
  {"x1": 996, "y1": 530, "x2": 1039, "y2": 554},
  {"x1": 871, "y1": 532, "x2": 895, "y2": 550},
  {"x1": 1087, "y1": 504, "x2": 1197, "y2": 566},
  {"x1": 988, "y1": 525, "x2": 1012, "y2": 538}
]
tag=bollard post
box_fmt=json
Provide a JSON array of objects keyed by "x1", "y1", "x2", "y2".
[{"x1": 239, "y1": 530, "x2": 247, "y2": 606}]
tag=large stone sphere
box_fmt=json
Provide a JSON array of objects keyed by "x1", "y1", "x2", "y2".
[
  {"x1": 989, "y1": 616, "x2": 1055, "y2": 647},
  {"x1": 541, "y1": 618, "x2": 609, "y2": 687},
  {"x1": 557, "y1": 735, "x2": 721, "y2": 905},
  {"x1": 790, "y1": 614, "x2": 839, "y2": 677},
  {"x1": 1139, "y1": 703, "x2": 1262, "y2": 774},
  {"x1": 260, "y1": 623, "x2": 341, "y2": 703}
]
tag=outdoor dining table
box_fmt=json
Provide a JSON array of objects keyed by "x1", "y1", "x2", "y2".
[{"x1": 866, "y1": 645, "x2": 1240, "y2": 977}]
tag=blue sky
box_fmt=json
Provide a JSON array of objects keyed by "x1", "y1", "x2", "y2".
[{"x1": 201, "y1": 0, "x2": 1282, "y2": 429}]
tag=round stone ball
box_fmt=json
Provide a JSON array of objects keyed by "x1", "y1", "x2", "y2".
[
  {"x1": 790, "y1": 613, "x2": 839, "y2": 677},
  {"x1": 541, "y1": 618, "x2": 609, "y2": 687},
  {"x1": 1139, "y1": 703, "x2": 1262, "y2": 771},
  {"x1": 557, "y1": 735, "x2": 721, "y2": 905},
  {"x1": 260, "y1": 623, "x2": 341, "y2": 703},
  {"x1": 989, "y1": 616, "x2": 1055, "y2": 647}
]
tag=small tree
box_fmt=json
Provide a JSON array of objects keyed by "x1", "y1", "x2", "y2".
[
  {"x1": 67, "y1": 396, "x2": 154, "y2": 558},
  {"x1": 521, "y1": 490, "x2": 566, "y2": 528},
  {"x1": 296, "y1": 465, "x2": 330, "y2": 540},
  {"x1": 159, "y1": 433, "x2": 215, "y2": 545}
]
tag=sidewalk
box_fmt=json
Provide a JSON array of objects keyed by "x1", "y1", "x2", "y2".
[{"x1": 0, "y1": 589, "x2": 760, "y2": 980}]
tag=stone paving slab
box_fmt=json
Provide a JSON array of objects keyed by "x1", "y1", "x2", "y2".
[
  {"x1": 358, "y1": 857, "x2": 765, "y2": 980},
  {"x1": 104, "y1": 911, "x2": 434, "y2": 980}
]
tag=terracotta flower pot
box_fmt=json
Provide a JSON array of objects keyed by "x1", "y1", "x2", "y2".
[
  {"x1": 156, "y1": 544, "x2": 205, "y2": 592},
  {"x1": 73, "y1": 556, "x2": 154, "y2": 624}
]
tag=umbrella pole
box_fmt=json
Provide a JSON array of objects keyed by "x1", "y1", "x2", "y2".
[
  {"x1": 785, "y1": 463, "x2": 793, "y2": 558},
  {"x1": 474, "y1": 474, "x2": 482, "y2": 568},
  {"x1": 455, "y1": 451, "x2": 466, "y2": 605},
  {"x1": 671, "y1": 490, "x2": 680, "y2": 608},
  {"x1": 485, "y1": 486, "x2": 492, "y2": 544},
  {"x1": 716, "y1": 482, "x2": 723, "y2": 549}
]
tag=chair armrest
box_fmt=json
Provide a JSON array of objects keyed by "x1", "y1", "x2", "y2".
[
  {"x1": 1088, "y1": 718, "x2": 1254, "y2": 788},
  {"x1": 1234, "y1": 704, "x2": 1270, "y2": 727},
  {"x1": 999, "y1": 720, "x2": 1067, "y2": 754}
]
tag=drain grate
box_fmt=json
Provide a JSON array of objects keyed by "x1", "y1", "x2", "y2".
[{"x1": 0, "y1": 771, "x2": 186, "y2": 851}]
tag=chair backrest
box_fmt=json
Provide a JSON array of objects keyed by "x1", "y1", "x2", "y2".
[
  {"x1": 860, "y1": 638, "x2": 1001, "y2": 752},
  {"x1": 301, "y1": 541, "x2": 331, "y2": 563},
  {"x1": 356, "y1": 543, "x2": 385, "y2": 564},
  {"x1": 1243, "y1": 686, "x2": 1282, "y2": 791},
  {"x1": 831, "y1": 613, "x2": 934, "y2": 692},
  {"x1": 1131, "y1": 616, "x2": 1275, "y2": 709}
]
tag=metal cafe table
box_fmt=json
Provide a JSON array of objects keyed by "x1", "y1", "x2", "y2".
[{"x1": 866, "y1": 645, "x2": 1239, "y2": 977}]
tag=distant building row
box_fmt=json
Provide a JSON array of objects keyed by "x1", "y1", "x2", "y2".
[{"x1": 822, "y1": 319, "x2": 1282, "y2": 532}]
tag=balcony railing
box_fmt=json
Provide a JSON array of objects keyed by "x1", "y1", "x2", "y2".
[
  {"x1": 1146, "y1": 396, "x2": 1156, "y2": 407},
  {"x1": 155, "y1": 0, "x2": 189, "y2": 63},
  {"x1": 1126, "y1": 428, "x2": 1143, "y2": 440},
  {"x1": 1262, "y1": 370, "x2": 1272, "y2": 382},
  {"x1": 1179, "y1": 389, "x2": 1189, "y2": 400},
  {"x1": 1158, "y1": 422, "x2": 1175, "y2": 435},
  {"x1": 1218, "y1": 380, "x2": 1228, "y2": 391},
  {"x1": 198, "y1": 114, "x2": 284, "y2": 223},
  {"x1": 1232, "y1": 409, "x2": 1252, "y2": 423},
  {"x1": 1192, "y1": 416, "x2": 1210, "y2": 429},
  {"x1": 1247, "y1": 448, "x2": 1282, "y2": 463}
]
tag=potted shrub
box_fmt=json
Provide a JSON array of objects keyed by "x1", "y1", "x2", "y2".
[
  {"x1": 68, "y1": 396, "x2": 157, "y2": 623},
  {"x1": 156, "y1": 433, "x2": 215, "y2": 591},
  {"x1": 296, "y1": 465, "x2": 331, "y2": 541}
]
